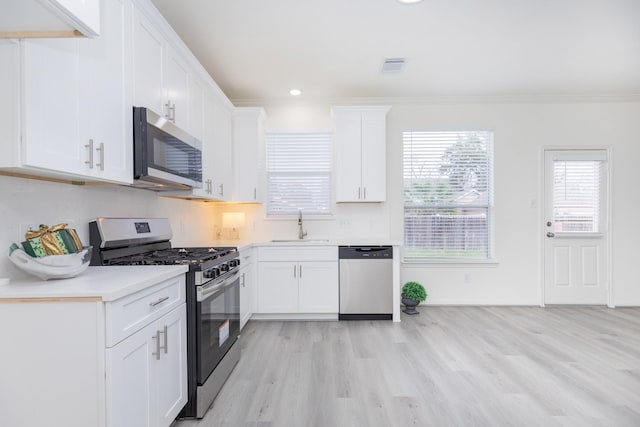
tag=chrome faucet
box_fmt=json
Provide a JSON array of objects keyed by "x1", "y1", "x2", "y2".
[{"x1": 298, "y1": 210, "x2": 307, "y2": 240}]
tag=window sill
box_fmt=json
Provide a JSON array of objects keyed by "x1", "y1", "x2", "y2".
[{"x1": 402, "y1": 259, "x2": 499, "y2": 267}]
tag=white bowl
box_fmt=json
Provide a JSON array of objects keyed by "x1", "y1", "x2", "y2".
[{"x1": 8, "y1": 245, "x2": 92, "y2": 281}]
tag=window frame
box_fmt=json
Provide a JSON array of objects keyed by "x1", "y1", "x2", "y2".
[
  {"x1": 265, "y1": 130, "x2": 333, "y2": 218},
  {"x1": 402, "y1": 130, "x2": 495, "y2": 263}
]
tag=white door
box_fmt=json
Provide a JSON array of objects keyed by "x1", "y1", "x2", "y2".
[{"x1": 543, "y1": 149, "x2": 609, "y2": 305}]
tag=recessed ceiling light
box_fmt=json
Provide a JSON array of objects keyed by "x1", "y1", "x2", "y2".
[
  {"x1": 397, "y1": 0, "x2": 424, "y2": 3},
  {"x1": 289, "y1": 89, "x2": 302, "y2": 96}
]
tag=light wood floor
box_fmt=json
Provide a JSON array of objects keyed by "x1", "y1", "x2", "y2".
[{"x1": 174, "y1": 307, "x2": 640, "y2": 427}]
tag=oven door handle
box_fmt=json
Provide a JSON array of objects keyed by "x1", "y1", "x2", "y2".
[{"x1": 198, "y1": 270, "x2": 239, "y2": 301}]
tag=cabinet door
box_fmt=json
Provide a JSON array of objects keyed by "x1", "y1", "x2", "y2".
[
  {"x1": 298, "y1": 261, "x2": 339, "y2": 313},
  {"x1": 210, "y1": 94, "x2": 233, "y2": 201},
  {"x1": 132, "y1": 6, "x2": 164, "y2": 114},
  {"x1": 106, "y1": 320, "x2": 155, "y2": 427},
  {"x1": 156, "y1": 305, "x2": 188, "y2": 426},
  {"x1": 188, "y1": 76, "x2": 205, "y2": 142},
  {"x1": 334, "y1": 112, "x2": 363, "y2": 202},
  {"x1": 233, "y1": 108, "x2": 265, "y2": 202},
  {"x1": 164, "y1": 48, "x2": 190, "y2": 130},
  {"x1": 22, "y1": 38, "x2": 83, "y2": 174},
  {"x1": 192, "y1": 89, "x2": 218, "y2": 199},
  {"x1": 360, "y1": 113, "x2": 386, "y2": 202},
  {"x1": 240, "y1": 255, "x2": 254, "y2": 329},
  {"x1": 257, "y1": 262, "x2": 298, "y2": 313},
  {"x1": 0, "y1": 40, "x2": 20, "y2": 167},
  {"x1": 78, "y1": 0, "x2": 132, "y2": 184}
]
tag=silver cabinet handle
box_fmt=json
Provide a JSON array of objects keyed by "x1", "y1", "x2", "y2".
[
  {"x1": 293, "y1": 264, "x2": 296, "y2": 278},
  {"x1": 363, "y1": 187, "x2": 366, "y2": 200},
  {"x1": 254, "y1": 188, "x2": 257, "y2": 200},
  {"x1": 84, "y1": 139, "x2": 94, "y2": 169},
  {"x1": 299, "y1": 264, "x2": 302, "y2": 278},
  {"x1": 241, "y1": 272, "x2": 245, "y2": 288},
  {"x1": 358, "y1": 187, "x2": 361, "y2": 199},
  {"x1": 164, "y1": 100, "x2": 171, "y2": 120},
  {"x1": 149, "y1": 296, "x2": 169, "y2": 307},
  {"x1": 162, "y1": 325, "x2": 168, "y2": 354},
  {"x1": 164, "y1": 100, "x2": 175, "y2": 122},
  {"x1": 95, "y1": 142, "x2": 104, "y2": 171},
  {"x1": 152, "y1": 330, "x2": 161, "y2": 360},
  {"x1": 218, "y1": 184, "x2": 224, "y2": 196}
]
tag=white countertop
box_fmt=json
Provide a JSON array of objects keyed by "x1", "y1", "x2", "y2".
[
  {"x1": 0, "y1": 265, "x2": 188, "y2": 302},
  {"x1": 214, "y1": 239, "x2": 403, "y2": 249}
]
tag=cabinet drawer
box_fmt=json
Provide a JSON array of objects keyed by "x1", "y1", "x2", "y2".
[
  {"x1": 258, "y1": 245, "x2": 337, "y2": 262},
  {"x1": 106, "y1": 275, "x2": 185, "y2": 347}
]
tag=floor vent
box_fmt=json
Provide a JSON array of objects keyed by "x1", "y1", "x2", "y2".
[{"x1": 381, "y1": 57, "x2": 406, "y2": 73}]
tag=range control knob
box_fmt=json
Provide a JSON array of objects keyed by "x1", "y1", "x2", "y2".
[
  {"x1": 219, "y1": 263, "x2": 229, "y2": 273},
  {"x1": 229, "y1": 259, "x2": 240, "y2": 269},
  {"x1": 204, "y1": 268, "x2": 219, "y2": 279}
]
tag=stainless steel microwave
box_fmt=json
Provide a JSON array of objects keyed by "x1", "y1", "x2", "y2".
[{"x1": 133, "y1": 107, "x2": 203, "y2": 191}]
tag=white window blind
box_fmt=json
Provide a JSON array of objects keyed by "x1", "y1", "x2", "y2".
[
  {"x1": 266, "y1": 132, "x2": 332, "y2": 216},
  {"x1": 403, "y1": 131, "x2": 493, "y2": 260},
  {"x1": 552, "y1": 160, "x2": 602, "y2": 233}
]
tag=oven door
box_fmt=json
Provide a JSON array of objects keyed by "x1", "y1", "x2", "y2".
[{"x1": 195, "y1": 270, "x2": 240, "y2": 385}]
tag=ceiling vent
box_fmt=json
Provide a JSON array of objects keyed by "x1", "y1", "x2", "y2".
[{"x1": 381, "y1": 57, "x2": 406, "y2": 73}]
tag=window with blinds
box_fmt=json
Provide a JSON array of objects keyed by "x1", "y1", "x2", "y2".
[
  {"x1": 403, "y1": 131, "x2": 494, "y2": 260},
  {"x1": 552, "y1": 160, "x2": 602, "y2": 233},
  {"x1": 266, "y1": 132, "x2": 332, "y2": 216}
]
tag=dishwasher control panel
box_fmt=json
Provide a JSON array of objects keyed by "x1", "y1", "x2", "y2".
[{"x1": 338, "y1": 246, "x2": 392, "y2": 259}]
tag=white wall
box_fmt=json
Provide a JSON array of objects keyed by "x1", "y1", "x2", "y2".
[
  {"x1": 0, "y1": 175, "x2": 217, "y2": 279},
  {"x1": 3, "y1": 99, "x2": 639, "y2": 307},
  {"x1": 233, "y1": 99, "x2": 640, "y2": 306}
]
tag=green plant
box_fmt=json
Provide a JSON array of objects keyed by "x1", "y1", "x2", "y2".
[{"x1": 402, "y1": 281, "x2": 427, "y2": 302}]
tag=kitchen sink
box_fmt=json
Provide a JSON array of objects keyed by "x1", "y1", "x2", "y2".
[{"x1": 270, "y1": 239, "x2": 330, "y2": 243}]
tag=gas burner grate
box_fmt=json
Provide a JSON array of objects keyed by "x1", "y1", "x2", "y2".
[{"x1": 106, "y1": 247, "x2": 238, "y2": 266}]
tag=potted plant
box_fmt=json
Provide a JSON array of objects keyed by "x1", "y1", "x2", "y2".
[{"x1": 401, "y1": 281, "x2": 427, "y2": 315}]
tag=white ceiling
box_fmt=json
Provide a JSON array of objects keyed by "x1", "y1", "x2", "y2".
[{"x1": 150, "y1": 0, "x2": 640, "y2": 104}]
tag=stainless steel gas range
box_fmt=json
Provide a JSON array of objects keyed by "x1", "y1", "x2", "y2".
[{"x1": 89, "y1": 217, "x2": 240, "y2": 419}]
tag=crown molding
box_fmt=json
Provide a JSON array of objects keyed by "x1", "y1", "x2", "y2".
[{"x1": 231, "y1": 92, "x2": 640, "y2": 107}]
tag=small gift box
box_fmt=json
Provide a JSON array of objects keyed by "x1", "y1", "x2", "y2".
[{"x1": 21, "y1": 224, "x2": 84, "y2": 257}]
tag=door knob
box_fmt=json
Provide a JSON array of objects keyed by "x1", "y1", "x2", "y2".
[{"x1": 546, "y1": 232, "x2": 555, "y2": 238}]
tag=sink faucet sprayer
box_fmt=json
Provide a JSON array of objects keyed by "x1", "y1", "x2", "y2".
[{"x1": 298, "y1": 210, "x2": 307, "y2": 240}]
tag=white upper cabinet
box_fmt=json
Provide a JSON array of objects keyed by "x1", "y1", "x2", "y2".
[
  {"x1": 332, "y1": 106, "x2": 390, "y2": 202},
  {"x1": 132, "y1": 5, "x2": 191, "y2": 132},
  {"x1": 131, "y1": 6, "x2": 164, "y2": 115},
  {"x1": 164, "y1": 47, "x2": 190, "y2": 131},
  {"x1": 78, "y1": 0, "x2": 132, "y2": 183},
  {"x1": 21, "y1": 38, "x2": 82, "y2": 175},
  {"x1": 188, "y1": 87, "x2": 233, "y2": 201},
  {"x1": 209, "y1": 94, "x2": 234, "y2": 201},
  {"x1": 0, "y1": 0, "x2": 132, "y2": 184},
  {"x1": 233, "y1": 107, "x2": 265, "y2": 202},
  {"x1": 0, "y1": 0, "x2": 100, "y2": 38},
  {"x1": 188, "y1": 75, "x2": 205, "y2": 142}
]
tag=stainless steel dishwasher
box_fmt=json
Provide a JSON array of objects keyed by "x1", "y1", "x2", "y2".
[{"x1": 339, "y1": 246, "x2": 393, "y2": 320}]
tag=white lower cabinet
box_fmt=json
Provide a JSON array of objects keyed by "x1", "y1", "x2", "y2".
[
  {"x1": 257, "y1": 246, "x2": 339, "y2": 315},
  {"x1": 107, "y1": 304, "x2": 187, "y2": 427},
  {"x1": 239, "y1": 247, "x2": 255, "y2": 329},
  {"x1": 0, "y1": 273, "x2": 187, "y2": 427}
]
